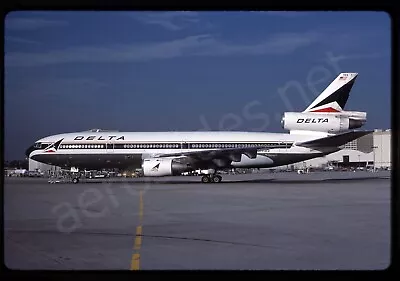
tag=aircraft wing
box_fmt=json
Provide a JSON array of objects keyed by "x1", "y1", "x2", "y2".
[
  {"x1": 296, "y1": 130, "x2": 373, "y2": 148},
  {"x1": 152, "y1": 145, "x2": 273, "y2": 161}
]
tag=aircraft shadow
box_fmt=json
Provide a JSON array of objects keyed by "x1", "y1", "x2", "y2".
[{"x1": 78, "y1": 176, "x2": 389, "y2": 185}]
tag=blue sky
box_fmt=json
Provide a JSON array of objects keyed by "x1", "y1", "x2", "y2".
[{"x1": 4, "y1": 11, "x2": 391, "y2": 160}]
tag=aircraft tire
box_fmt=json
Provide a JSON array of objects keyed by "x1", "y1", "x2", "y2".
[
  {"x1": 72, "y1": 178, "x2": 79, "y2": 184},
  {"x1": 212, "y1": 175, "x2": 222, "y2": 183},
  {"x1": 201, "y1": 175, "x2": 211, "y2": 183}
]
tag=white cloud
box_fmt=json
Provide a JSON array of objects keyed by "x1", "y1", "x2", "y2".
[
  {"x1": 6, "y1": 78, "x2": 109, "y2": 101},
  {"x1": 320, "y1": 52, "x2": 388, "y2": 64},
  {"x1": 333, "y1": 53, "x2": 388, "y2": 61},
  {"x1": 5, "y1": 36, "x2": 41, "y2": 45},
  {"x1": 5, "y1": 17, "x2": 69, "y2": 30},
  {"x1": 5, "y1": 31, "x2": 322, "y2": 67},
  {"x1": 131, "y1": 11, "x2": 201, "y2": 31},
  {"x1": 263, "y1": 11, "x2": 312, "y2": 17}
]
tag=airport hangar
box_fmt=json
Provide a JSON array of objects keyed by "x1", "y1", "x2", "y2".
[{"x1": 28, "y1": 128, "x2": 391, "y2": 174}]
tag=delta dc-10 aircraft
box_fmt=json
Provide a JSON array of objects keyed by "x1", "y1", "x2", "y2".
[{"x1": 26, "y1": 73, "x2": 371, "y2": 184}]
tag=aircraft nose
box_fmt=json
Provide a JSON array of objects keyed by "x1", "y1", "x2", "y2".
[{"x1": 25, "y1": 145, "x2": 35, "y2": 158}]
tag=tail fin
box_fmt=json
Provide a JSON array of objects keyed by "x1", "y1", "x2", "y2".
[{"x1": 303, "y1": 73, "x2": 358, "y2": 113}]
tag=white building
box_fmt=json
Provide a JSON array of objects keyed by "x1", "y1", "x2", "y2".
[
  {"x1": 373, "y1": 129, "x2": 391, "y2": 168},
  {"x1": 29, "y1": 159, "x2": 60, "y2": 174}
]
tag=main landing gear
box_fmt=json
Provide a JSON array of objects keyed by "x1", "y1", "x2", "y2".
[{"x1": 201, "y1": 174, "x2": 222, "y2": 183}]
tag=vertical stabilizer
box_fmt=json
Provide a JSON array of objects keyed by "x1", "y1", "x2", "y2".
[{"x1": 303, "y1": 73, "x2": 358, "y2": 113}]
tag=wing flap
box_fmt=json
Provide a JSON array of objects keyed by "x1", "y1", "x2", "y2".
[{"x1": 296, "y1": 130, "x2": 373, "y2": 148}]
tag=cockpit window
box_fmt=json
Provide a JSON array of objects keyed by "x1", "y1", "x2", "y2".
[{"x1": 34, "y1": 142, "x2": 42, "y2": 148}]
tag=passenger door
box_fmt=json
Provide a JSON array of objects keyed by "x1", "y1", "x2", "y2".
[{"x1": 106, "y1": 142, "x2": 114, "y2": 153}]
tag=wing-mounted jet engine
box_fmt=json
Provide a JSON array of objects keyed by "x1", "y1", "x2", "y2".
[{"x1": 142, "y1": 157, "x2": 192, "y2": 176}]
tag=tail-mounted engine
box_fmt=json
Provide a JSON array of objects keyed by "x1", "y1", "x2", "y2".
[{"x1": 281, "y1": 111, "x2": 366, "y2": 133}]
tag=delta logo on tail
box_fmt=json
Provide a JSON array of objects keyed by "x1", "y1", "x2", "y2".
[
  {"x1": 304, "y1": 73, "x2": 358, "y2": 114},
  {"x1": 44, "y1": 139, "x2": 64, "y2": 153},
  {"x1": 309, "y1": 106, "x2": 341, "y2": 113}
]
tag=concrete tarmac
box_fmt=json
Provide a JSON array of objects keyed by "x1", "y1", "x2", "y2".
[{"x1": 4, "y1": 171, "x2": 391, "y2": 270}]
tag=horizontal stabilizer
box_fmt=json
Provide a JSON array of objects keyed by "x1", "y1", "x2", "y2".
[{"x1": 296, "y1": 130, "x2": 373, "y2": 148}]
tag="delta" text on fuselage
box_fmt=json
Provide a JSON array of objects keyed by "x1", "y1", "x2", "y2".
[{"x1": 73, "y1": 136, "x2": 125, "y2": 141}]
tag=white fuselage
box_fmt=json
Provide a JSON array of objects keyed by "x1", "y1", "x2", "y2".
[
  {"x1": 24, "y1": 72, "x2": 366, "y2": 180},
  {"x1": 26, "y1": 130, "x2": 337, "y2": 171}
]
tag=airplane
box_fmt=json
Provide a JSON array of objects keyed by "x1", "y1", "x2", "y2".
[{"x1": 25, "y1": 72, "x2": 371, "y2": 184}]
